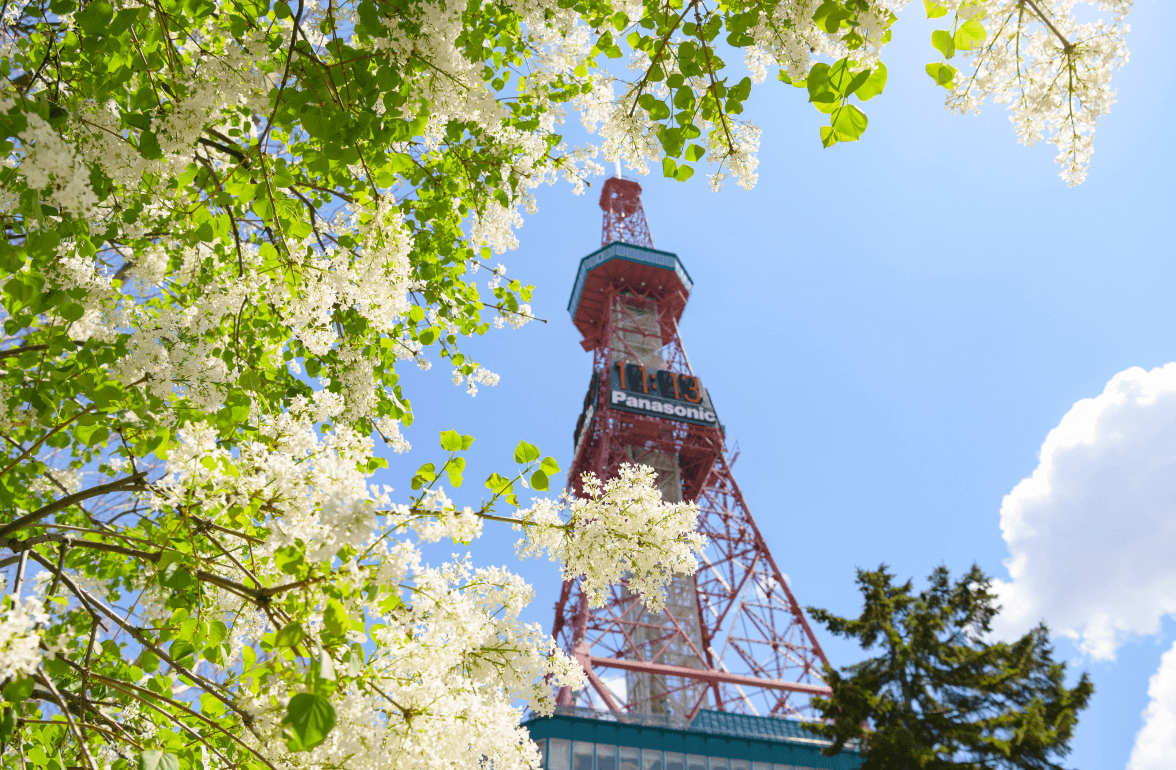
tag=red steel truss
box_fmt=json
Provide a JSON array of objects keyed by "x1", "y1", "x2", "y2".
[
  {"x1": 600, "y1": 177, "x2": 654, "y2": 248},
  {"x1": 552, "y1": 179, "x2": 831, "y2": 722}
]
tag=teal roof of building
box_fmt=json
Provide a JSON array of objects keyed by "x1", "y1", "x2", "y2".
[
  {"x1": 523, "y1": 707, "x2": 859, "y2": 770},
  {"x1": 688, "y1": 711, "x2": 823, "y2": 744}
]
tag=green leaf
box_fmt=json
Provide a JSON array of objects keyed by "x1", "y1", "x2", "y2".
[
  {"x1": 925, "y1": 62, "x2": 958, "y2": 88},
  {"x1": 200, "y1": 692, "x2": 226, "y2": 717},
  {"x1": 0, "y1": 707, "x2": 14, "y2": 742},
  {"x1": 831, "y1": 104, "x2": 868, "y2": 141},
  {"x1": 673, "y1": 164, "x2": 694, "y2": 182},
  {"x1": 923, "y1": 0, "x2": 947, "y2": 18},
  {"x1": 412, "y1": 462, "x2": 437, "y2": 490},
  {"x1": 275, "y1": 545, "x2": 305, "y2": 575},
  {"x1": 827, "y1": 59, "x2": 856, "y2": 95},
  {"x1": 160, "y1": 562, "x2": 193, "y2": 589},
  {"x1": 444, "y1": 456, "x2": 466, "y2": 487},
  {"x1": 854, "y1": 63, "x2": 888, "y2": 101},
  {"x1": 109, "y1": 8, "x2": 139, "y2": 35},
  {"x1": 3, "y1": 272, "x2": 44, "y2": 311},
  {"x1": 439, "y1": 429, "x2": 474, "y2": 451},
  {"x1": 684, "y1": 143, "x2": 705, "y2": 162},
  {"x1": 275, "y1": 622, "x2": 306, "y2": 648},
  {"x1": 283, "y1": 693, "x2": 337, "y2": 752},
  {"x1": 661, "y1": 156, "x2": 678, "y2": 179},
  {"x1": 207, "y1": 620, "x2": 228, "y2": 648},
  {"x1": 138, "y1": 650, "x2": 160, "y2": 673},
  {"x1": 169, "y1": 640, "x2": 195, "y2": 663},
  {"x1": 137, "y1": 752, "x2": 179, "y2": 770},
  {"x1": 513, "y1": 441, "x2": 540, "y2": 464},
  {"x1": 806, "y1": 62, "x2": 837, "y2": 104},
  {"x1": 812, "y1": 0, "x2": 849, "y2": 33},
  {"x1": 931, "y1": 29, "x2": 955, "y2": 59},
  {"x1": 324, "y1": 599, "x2": 350, "y2": 637},
  {"x1": 954, "y1": 17, "x2": 987, "y2": 51},
  {"x1": 76, "y1": 0, "x2": 113, "y2": 36},
  {"x1": 820, "y1": 125, "x2": 838, "y2": 148},
  {"x1": 485, "y1": 472, "x2": 518, "y2": 505},
  {"x1": 540, "y1": 457, "x2": 560, "y2": 475},
  {"x1": 529, "y1": 469, "x2": 549, "y2": 491},
  {"x1": 138, "y1": 130, "x2": 164, "y2": 160},
  {"x1": 58, "y1": 302, "x2": 85, "y2": 322},
  {"x1": 485, "y1": 472, "x2": 512, "y2": 494},
  {"x1": 2, "y1": 676, "x2": 34, "y2": 702}
]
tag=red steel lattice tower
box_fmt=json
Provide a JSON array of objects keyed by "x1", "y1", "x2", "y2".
[{"x1": 553, "y1": 178, "x2": 831, "y2": 722}]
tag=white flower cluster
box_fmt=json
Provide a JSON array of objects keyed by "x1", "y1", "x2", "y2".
[
  {"x1": 494, "y1": 303, "x2": 534, "y2": 330},
  {"x1": 155, "y1": 418, "x2": 389, "y2": 563},
  {"x1": 453, "y1": 365, "x2": 502, "y2": 396},
  {"x1": 238, "y1": 557, "x2": 585, "y2": 770},
  {"x1": 17, "y1": 112, "x2": 98, "y2": 216},
  {"x1": 151, "y1": 426, "x2": 704, "y2": 762},
  {"x1": 575, "y1": 0, "x2": 910, "y2": 190},
  {"x1": 939, "y1": 0, "x2": 1132, "y2": 185},
  {"x1": 748, "y1": 0, "x2": 909, "y2": 82},
  {"x1": 515, "y1": 464, "x2": 706, "y2": 613},
  {"x1": 411, "y1": 487, "x2": 485, "y2": 543},
  {"x1": 0, "y1": 591, "x2": 50, "y2": 680},
  {"x1": 272, "y1": 199, "x2": 414, "y2": 359}
]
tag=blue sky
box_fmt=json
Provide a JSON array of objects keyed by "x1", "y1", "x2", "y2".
[{"x1": 381, "y1": 3, "x2": 1176, "y2": 767}]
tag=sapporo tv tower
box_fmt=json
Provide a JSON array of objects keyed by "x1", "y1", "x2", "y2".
[{"x1": 548, "y1": 177, "x2": 833, "y2": 723}]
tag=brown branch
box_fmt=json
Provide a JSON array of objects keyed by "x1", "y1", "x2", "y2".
[
  {"x1": 0, "y1": 344, "x2": 48, "y2": 360},
  {"x1": 24, "y1": 551, "x2": 258, "y2": 733},
  {"x1": 0, "y1": 472, "x2": 148, "y2": 538},
  {"x1": 35, "y1": 668, "x2": 99, "y2": 770},
  {"x1": 1020, "y1": 0, "x2": 1072, "y2": 51},
  {"x1": 260, "y1": 0, "x2": 305, "y2": 143},
  {"x1": 80, "y1": 672, "x2": 260, "y2": 770},
  {"x1": 0, "y1": 403, "x2": 99, "y2": 479},
  {"x1": 0, "y1": 376, "x2": 147, "y2": 480}
]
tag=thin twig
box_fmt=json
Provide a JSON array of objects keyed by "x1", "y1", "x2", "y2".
[{"x1": 35, "y1": 668, "x2": 99, "y2": 770}]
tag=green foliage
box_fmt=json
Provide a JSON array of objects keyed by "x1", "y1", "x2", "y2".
[
  {"x1": 805, "y1": 565, "x2": 1094, "y2": 770},
  {"x1": 282, "y1": 693, "x2": 338, "y2": 752},
  {"x1": 794, "y1": 57, "x2": 886, "y2": 147},
  {"x1": 136, "y1": 752, "x2": 179, "y2": 770},
  {"x1": 925, "y1": 7, "x2": 985, "y2": 89}
]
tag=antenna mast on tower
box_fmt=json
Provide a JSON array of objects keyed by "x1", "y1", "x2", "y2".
[
  {"x1": 600, "y1": 177, "x2": 654, "y2": 249},
  {"x1": 554, "y1": 178, "x2": 830, "y2": 721}
]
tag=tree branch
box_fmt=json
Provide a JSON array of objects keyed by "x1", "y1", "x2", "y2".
[{"x1": 0, "y1": 472, "x2": 148, "y2": 538}]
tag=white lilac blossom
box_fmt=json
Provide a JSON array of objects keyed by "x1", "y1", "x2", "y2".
[
  {"x1": 515, "y1": 464, "x2": 706, "y2": 613},
  {"x1": 0, "y1": 592, "x2": 50, "y2": 681},
  {"x1": 133, "y1": 425, "x2": 692, "y2": 770},
  {"x1": 924, "y1": 0, "x2": 1132, "y2": 186}
]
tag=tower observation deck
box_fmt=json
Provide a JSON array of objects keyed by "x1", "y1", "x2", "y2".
[{"x1": 551, "y1": 176, "x2": 837, "y2": 722}]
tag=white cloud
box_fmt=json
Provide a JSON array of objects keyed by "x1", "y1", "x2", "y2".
[
  {"x1": 1128, "y1": 638, "x2": 1176, "y2": 770},
  {"x1": 992, "y1": 363, "x2": 1176, "y2": 661},
  {"x1": 993, "y1": 364, "x2": 1176, "y2": 769}
]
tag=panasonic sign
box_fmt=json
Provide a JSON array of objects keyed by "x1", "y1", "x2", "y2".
[{"x1": 607, "y1": 363, "x2": 717, "y2": 426}]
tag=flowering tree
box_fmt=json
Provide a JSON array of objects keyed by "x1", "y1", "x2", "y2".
[{"x1": 0, "y1": 1, "x2": 1131, "y2": 770}]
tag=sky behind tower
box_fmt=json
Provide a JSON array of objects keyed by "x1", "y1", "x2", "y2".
[{"x1": 380, "y1": 3, "x2": 1176, "y2": 768}]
